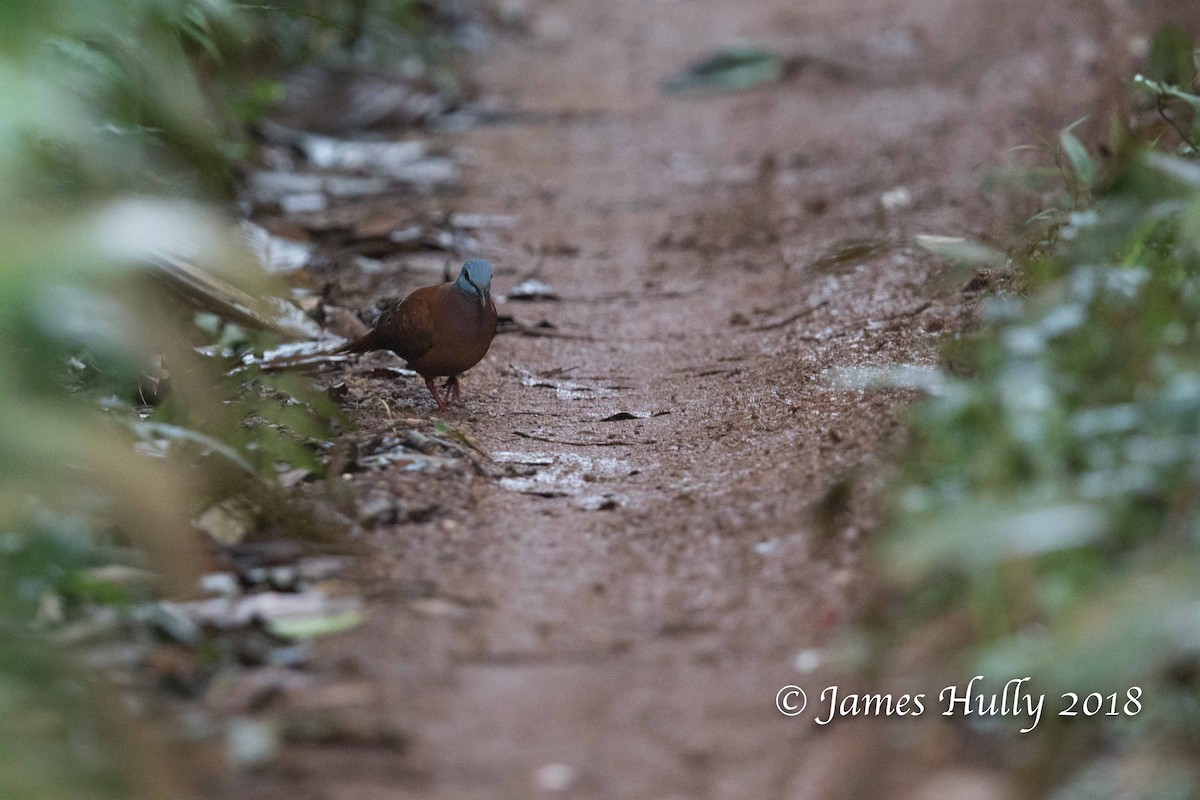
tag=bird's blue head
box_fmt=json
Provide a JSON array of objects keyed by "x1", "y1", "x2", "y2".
[{"x1": 455, "y1": 259, "x2": 494, "y2": 305}]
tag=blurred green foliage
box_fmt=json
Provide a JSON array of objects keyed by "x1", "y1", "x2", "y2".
[
  {"x1": 239, "y1": 0, "x2": 465, "y2": 98},
  {"x1": 877, "y1": 24, "x2": 1200, "y2": 797},
  {"x1": 248, "y1": 0, "x2": 423, "y2": 60},
  {"x1": 0, "y1": 0, "x2": 430, "y2": 797}
]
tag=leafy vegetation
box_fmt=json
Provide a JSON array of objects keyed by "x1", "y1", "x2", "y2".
[
  {"x1": 250, "y1": 0, "x2": 458, "y2": 66},
  {"x1": 0, "y1": 0, "x2": 439, "y2": 796},
  {"x1": 876, "y1": 24, "x2": 1200, "y2": 796}
]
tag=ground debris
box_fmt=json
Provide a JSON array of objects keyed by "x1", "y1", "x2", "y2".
[
  {"x1": 152, "y1": 251, "x2": 323, "y2": 339},
  {"x1": 493, "y1": 449, "x2": 633, "y2": 499},
  {"x1": 301, "y1": 135, "x2": 427, "y2": 175},
  {"x1": 533, "y1": 762, "x2": 579, "y2": 793},
  {"x1": 448, "y1": 212, "x2": 519, "y2": 230},
  {"x1": 225, "y1": 717, "x2": 281, "y2": 769},
  {"x1": 509, "y1": 364, "x2": 620, "y2": 399},
  {"x1": 750, "y1": 298, "x2": 831, "y2": 331},
  {"x1": 193, "y1": 499, "x2": 257, "y2": 546},
  {"x1": 206, "y1": 667, "x2": 315, "y2": 715},
  {"x1": 156, "y1": 590, "x2": 363, "y2": 633},
  {"x1": 513, "y1": 430, "x2": 648, "y2": 447},
  {"x1": 506, "y1": 277, "x2": 560, "y2": 301},
  {"x1": 252, "y1": 122, "x2": 462, "y2": 196},
  {"x1": 355, "y1": 437, "x2": 464, "y2": 472},
  {"x1": 281, "y1": 708, "x2": 409, "y2": 751},
  {"x1": 243, "y1": 221, "x2": 315, "y2": 273},
  {"x1": 270, "y1": 66, "x2": 451, "y2": 133},
  {"x1": 236, "y1": 340, "x2": 354, "y2": 374},
  {"x1": 808, "y1": 238, "x2": 893, "y2": 275},
  {"x1": 497, "y1": 314, "x2": 594, "y2": 340},
  {"x1": 598, "y1": 410, "x2": 670, "y2": 422},
  {"x1": 244, "y1": 170, "x2": 391, "y2": 209},
  {"x1": 879, "y1": 185, "x2": 913, "y2": 211}
]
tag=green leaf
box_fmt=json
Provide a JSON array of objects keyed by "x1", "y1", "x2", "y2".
[
  {"x1": 1060, "y1": 130, "x2": 1096, "y2": 189},
  {"x1": 267, "y1": 610, "x2": 365, "y2": 639},
  {"x1": 887, "y1": 500, "x2": 1110, "y2": 582},
  {"x1": 128, "y1": 420, "x2": 258, "y2": 474},
  {"x1": 1147, "y1": 22, "x2": 1196, "y2": 87},
  {"x1": 915, "y1": 234, "x2": 1007, "y2": 267},
  {"x1": 1134, "y1": 74, "x2": 1200, "y2": 110},
  {"x1": 1145, "y1": 151, "x2": 1200, "y2": 186},
  {"x1": 663, "y1": 46, "x2": 783, "y2": 94}
]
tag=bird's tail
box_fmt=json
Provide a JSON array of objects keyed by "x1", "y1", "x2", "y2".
[{"x1": 333, "y1": 329, "x2": 379, "y2": 355}]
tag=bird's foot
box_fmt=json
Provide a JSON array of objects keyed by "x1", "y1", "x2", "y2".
[
  {"x1": 424, "y1": 377, "x2": 450, "y2": 412},
  {"x1": 441, "y1": 376, "x2": 462, "y2": 404}
]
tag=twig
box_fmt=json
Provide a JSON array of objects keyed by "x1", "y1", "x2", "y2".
[
  {"x1": 874, "y1": 300, "x2": 932, "y2": 325},
  {"x1": 670, "y1": 365, "x2": 742, "y2": 377},
  {"x1": 497, "y1": 318, "x2": 596, "y2": 340},
  {"x1": 798, "y1": 301, "x2": 934, "y2": 342},
  {"x1": 563, "y1": 289, "x2": 700, "y2": 303},
  {"x1": 750, "y1": 299, "x2": 830, "y2": 331},
  {"x1": 514, "y1": 431, "x2": 650, "y2": 447},
  {"x1": 1157, "y1": 95, "x2": 1199, "y2": 153},
  {"x1": 235, "y1": 353, "x2": 353, "y2": 374}
]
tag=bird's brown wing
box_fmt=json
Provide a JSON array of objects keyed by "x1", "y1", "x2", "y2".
[{"x1": 374, "y1": 288, "x2": 437, "y2": 364}]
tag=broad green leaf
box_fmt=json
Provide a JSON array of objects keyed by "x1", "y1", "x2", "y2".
[{"x1": 915, "y1": 234, "x2": 1007, "y2": 267}]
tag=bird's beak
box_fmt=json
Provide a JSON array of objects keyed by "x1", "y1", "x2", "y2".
[{"x1": 466, "y1": 275, "x2": 489, "y2": 307}]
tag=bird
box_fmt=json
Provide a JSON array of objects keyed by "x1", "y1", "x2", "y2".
[{"x1": 337, "y1": 259, "x2": 498, "y2": 411}]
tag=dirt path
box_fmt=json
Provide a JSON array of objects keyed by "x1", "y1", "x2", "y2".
[{"x1": 234, "y1": 1, "x2": 1140, "y2": 797}]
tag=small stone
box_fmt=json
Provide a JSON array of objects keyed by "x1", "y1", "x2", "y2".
[
  {"x1": 145, "y1": 603, "x2": 204, "y2": 646},
  {"x1": 279, "y1": 192, "x2": 328, "y2": 214},
  {"x1": 277, "y1": 467, "x2": 311, "y2": 489},
  {"x1": 508, "y1": 278, "x2": 560, "y2": 302},
  {"x1": 268, "y1": 566, "x2": 298, "y2": 592},
  {"x1": 244, "y1": 567, "x2": 269, "y2": 586},
  {"x1": 295, "y1": 557, "x2": 350, "y2": 582},
  {"x1": 793, "y1": 648, "x2": 821, "y2": 673},
  {"x1": 226, "y1": 716, "x2": 280, "y2": 770},
  {"x1": 200, "y1": 572, "x2": 239, "y2": 597},
  {"x1": 533, "y1": 763, "x2": 578, "y2": 793},
  {"x1": 193, "y1": 500, "x2": 256, "y2": 546},
  {"x1": 879, "y1": 186, "x2": 913, "y2": 211},
  {"x1": 267, "y1": 642, "x2": 313, "y2": 668},
  {"x1": 81, "y1": 564, "x2": 157, "y2": 588},
  {"x1": 357, "y1": 491, "x2": 396, "y2": 524},
  {"x1": 37, "y1": 591, "x2": 65, "y2": 626},
  {"x1": 449, "y1": 212, "x2": 518, "y2": 230}
]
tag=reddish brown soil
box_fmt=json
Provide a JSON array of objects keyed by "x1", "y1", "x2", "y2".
[{"x1": 221, "y1": 1, "x2": 1190, "y2": 798}]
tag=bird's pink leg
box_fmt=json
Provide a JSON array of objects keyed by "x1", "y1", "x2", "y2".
[
  {"x1": 442, "y1": 376, "x2": 461, "y2": 404},
  {"x1": 424, "y1": 377, "x2": 449, "y2": 411}
]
